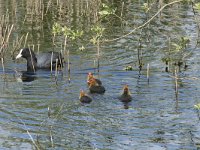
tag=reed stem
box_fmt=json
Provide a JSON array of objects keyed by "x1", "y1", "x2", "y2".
[
  {"x1": 1, "y1": 57, "x2": 5, "y2": 73},
  {"x1": 147, "y1": 63, "x2": 149, "y2": 83},
  {"x1": 50, "y1": 52, "x2": 53, "y2": 74},
  {"x1": 55, "y1": 58, "x2": 58, "y2": 85}
]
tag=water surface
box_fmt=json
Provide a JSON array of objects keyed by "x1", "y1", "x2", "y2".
[{"x1": 0, "y1": 0, "x2": 200, "y2": 149}]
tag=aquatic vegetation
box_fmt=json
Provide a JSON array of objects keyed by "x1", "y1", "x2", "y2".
[
  {"x1": 99, "y1": 3, "x2": 116, "y2": 17},
  {"x1": 123, "y1": 65, "x2": 133, "y2": 71},
  {"x1": 194, "y1": 3, "x2": 200, "y2": 11},
  {"x1": 90, "y1": 25, "x2": 105, "y2": 71},
  {"x1": 194, "y1": 104, "x2": 200, "y2": 110}
]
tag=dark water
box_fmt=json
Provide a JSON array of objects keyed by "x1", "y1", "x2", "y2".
[{"x1": 0, "y1": 0, "x2": 200, "y2": 149}]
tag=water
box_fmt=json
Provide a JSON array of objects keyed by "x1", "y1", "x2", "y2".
[{"x1": 0, "y1": 0, "x2": 200, "y2": 149}]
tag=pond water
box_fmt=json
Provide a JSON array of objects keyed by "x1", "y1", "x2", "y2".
[{"x1": 0, "y1": 0, "x2": 200, "y2": 149}]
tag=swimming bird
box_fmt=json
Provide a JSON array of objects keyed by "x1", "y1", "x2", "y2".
[
  {"x1": 87, "y1": 72, "x2": 102, "y2": 86},
  {"x1": 118, "y1": 85, "x2": 132, "y2": 102},
  {"x1": 88, "y1": 78, "x2": 105, "y2": 94},
  {"x1": 16, "y1": 48, "x2": 63, "y2": 72},
  {"x1": 79, "y1": 90, "x2": 92, "y2": 103}
]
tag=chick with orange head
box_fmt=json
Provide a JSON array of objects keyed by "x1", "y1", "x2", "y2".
[
  {"x1": 88, "y1": 78, "x2": 105, "y2": 94},
  {"x1": 79, "y1": 90, "x2": 92, "y2": 103},
  {"x1": 118, "y1": 85, "x2": 132, "y2": 102},
  {"x1": 87, "y1": 72, "x2": 102, "y2": 86}
]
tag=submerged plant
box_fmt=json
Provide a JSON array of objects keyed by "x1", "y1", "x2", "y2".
[
  {"x1": 123, "y1": 65, "x2": 133, "y2": 71},
  {"x1": 194, "y1": 103, "x2": 200, "y2": 110},
  {"x1": 194, "y1": 2, "x2": 200, "y2": 11},
  {"x1": 194, "y1": 103, "x2": 200, "y2": 120}
]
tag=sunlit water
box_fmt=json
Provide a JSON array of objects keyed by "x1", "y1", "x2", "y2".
[{"x1": 0, "y1": 1, "x2": 200, "y2": 149}]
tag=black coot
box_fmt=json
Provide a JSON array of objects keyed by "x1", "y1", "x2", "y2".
[{"x1": 16, "y1": 48, "x2": 63, "y2": 72}]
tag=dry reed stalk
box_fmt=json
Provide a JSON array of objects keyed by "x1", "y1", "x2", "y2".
[
  {"x1": 174, "y1": 69, "x2": 178, "y2": 95},
  {"x1": 120, "y1": 2, "x2": 124, "y2": 18},
  {"x1": 55, "y1": 58, "x2": 58, "y2": 85},
  {"x1": 147, "y1": 63, "x2": 150, "y2": 83},
  {"x1": 32, "y1": 44, "x2": 35, "y2": 52},
  {"x1": 12, "y1": 35, "x2": 24, "y2": 54},
  {"x1": 97, "y1": 38, "x2": 100, "y2": 72},
  {"x1": 1, "y1": 58, "x2": 4, "y2": 73},
  {"x1": 0, "y1": 24, "x2": 14, "y2": 58},
  {"x1": 46, "y1": 0, "x2": 52, "y2": 14},
  {"x1": 14, "y1": 114, "x2": 40, "y2": 150},
  {"x1": 67, "y1": 49, "x2": 70, "y2": 73},
  {"x1": 59, "y1": 50, "x2": 63, "y2": 70},
  {"x1": 94, "y1": 59, "x2": 96, "y2": 69},
  {"x1": 50, "y1": 52, "x2": 53, "y2": 74},
  {"x1": 37, "y1": 43, "x2": 40, "y2": 54},
  {"x1": 48, "y1": 106, "x2": 51, "y2": 118},
  {"x1": 24, "y1": 33, "x2": 29, "y2": 47},
  {"x1": 49, "y1": 126, "x2": 54, "y2": 147}
]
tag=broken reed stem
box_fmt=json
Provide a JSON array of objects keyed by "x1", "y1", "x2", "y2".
[
  {"x1": 67, "y1": 49, "x2": 70, "y2": 73},
  {"x1": 55, "y1": 58, "x2": 58, "y2": 85},
  {"x1": 59, "y1": 50, "x2": 63, "y2": 70},
  {"x1": 50, "y1": 52, "x2": 53, "y2": 74},
  {"x1": 48, "y1": 106, "x2": 51, "y2": 118},
  {"x1": 41, "y1": 3, "x2": 44, "y2": 20},
  {"x1": 15, "y1": 114, "x2": 40, "y2": 150},
  {"x1": 50, "y1": 126, "x2": 54, "y2": 147},
  {"x1": 147, "y1": 63, "x2": 149, "y2": 83},
  {"x1": 5, "y1": 24, "x2": 14, "y2": 44},
  {"x1": 174, "y1": 69, "x2": 178, "y2": 95},
  {"x1": 93, "y1": 59, "x2": 96, "y2": 70},
  {"x1": 63, "y1": 34, "x2": 70, "y2": 82},
  {"x1": 53, "y1": 33, "x2": 56, "y2": 46},
  {"x1": 37, "y1": 43, "x2": 40, "y2": 54},
  {"x1": 120, "y1": 2, "x2": 124, "y2": 18},
  {"x1": 46, "y1": 0, "x2": 52, "y2": 14},
  {"x1": 55, "y1": 58, "x2": 58, "y2": 76},
  {"x1": 1, "y1": 58, "x2": 5, "y2": 73},
  {"x1": 27, "y1": 130, "x2": 40, "y2": 150},
  {"x1": 67, "y1": 51, "x2": 71, "y2": 83},
  {"x1": 97, "y1": 38, "x2": 100, "y2": 72},
  {"x1": 12, "y1": 34, "x2": 24, "y2": 58}
]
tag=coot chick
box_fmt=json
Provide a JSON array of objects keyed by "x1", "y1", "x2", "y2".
[
  {"x1": 118, "y1": 85, "x2": 132, "y2": 102},
  {"x1": 79, "y1": 90, "x2": 92, "y2": 103},
  {"x1": 87, "y1": 72, "x2": 102, "y2": 86},
  {"x1": 16, "y1": 48, "x2": 63, "y2": 72},
  {"x1": 88, "y1": 78, "x2": 105, "y2": 94}
]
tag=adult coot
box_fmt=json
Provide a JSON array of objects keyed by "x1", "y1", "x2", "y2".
[{"x1": 16, "y1": 48, "x2": 63, "y2": 72}]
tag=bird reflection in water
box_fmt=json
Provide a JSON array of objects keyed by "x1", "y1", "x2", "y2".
[{"x1": 14, "y1": 70, "x2": 36, "y2": 82}]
